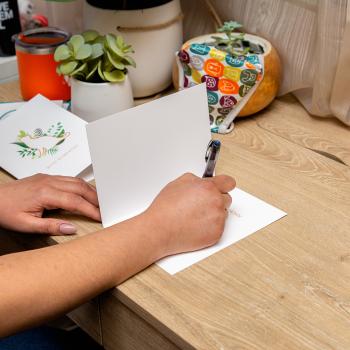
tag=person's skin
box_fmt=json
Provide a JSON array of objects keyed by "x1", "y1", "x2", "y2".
[
  {"x1": 0, "y1": 172, "x2": 235, "y2": 338},
  {"x1": 0, "y1": 174, "x2": 101, "y2": 235}
]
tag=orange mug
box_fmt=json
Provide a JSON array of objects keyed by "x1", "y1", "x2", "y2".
[{"x1": 13, "y1": 27, "x2": 71, "y2": 101}]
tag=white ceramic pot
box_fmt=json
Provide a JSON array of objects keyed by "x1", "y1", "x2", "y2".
[
  {"x1": 83, "y1": 0, "x2": 183, "y2": 97},
  {"x1": 70, "y1": 76, "x2": 134, "y2": 122}
]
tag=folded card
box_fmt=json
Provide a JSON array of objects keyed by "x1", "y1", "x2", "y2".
[
  {"x1": 87, "y1": 84, "x2": 211, "y2": 226},
  {"x1": 0, "y1": 94, "x2": 91, "y2": 179}
]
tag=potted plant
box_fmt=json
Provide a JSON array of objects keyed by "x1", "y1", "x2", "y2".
[
  {"x1": 173, "y1": 21, "x2": 281, "y2": 118},
  {"x1": 83, "y1": 0, "x2": 183, "y2": 98},
  {"x1": 54, "y1": 30, "x2": 135, "y2": 122}
]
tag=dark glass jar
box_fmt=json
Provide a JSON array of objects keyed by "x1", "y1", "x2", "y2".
[
  {"x1": 0, "y1": 0, "x2": 21, "y2": 56},
  {"x1": 86, "y1": 0, "x2": 172, "y2": 10}
]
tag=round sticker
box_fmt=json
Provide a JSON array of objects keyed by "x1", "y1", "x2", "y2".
[
  {"x1": 209, "y1": 114, "x2": 214, "y2": 125},
  {"x1": 223, "y1": 66, "x2": 241, "y2": 81},
  {"x1": 190, "y1": 55, "x2": 204, "y2": 70},
  {"x1": 209, "y1": 48, "x2": 226, "y2": 61},
  {"x1": 218, "y1": 78, "x2": 239, "y2": 94},
  {"x1": 240, "y1": 69, "x2": 258, "y2": 86},
  {"x1": 190, "y1": 43, "x2": 210, "y2": 55},
  {"x1": 246, "y1": 54, "x2": 260, "y2": 65},
  {"x1": 245, "y1": 62, "x2": 256, "y2": 69},
  {"x1": 204, "y1": 58, "x2": 224, "y2": 78},
  {"x1": 225, "y1": 54, "x2": 245, "y2": 67},
  {"x1": 191, "y1": 69, "x2": 202, "y2": 84},
  {"x1": 215, "y1": 115, "x2": 225, "y2": 126},
  {"x1": 220, "y1": 95, "x2": 237, "y2": 108},
  {"x1": 207, "y1": 91, "x2": 219, "y2": 105},
  {"x1": 178, "y1": 50, "x2": 190, "y2": 63},
  {"x1": 208, "y1": 105, "x2": 214, "y2": 113},
  {"x1": 201, "y1": 75, "x2": 219, "y2": 91},
  {"x1": 183, "y1": 63, "x2": 192, "y2": 76},
  {"x1": 239, "y1": 84, "x2": 252, "y2": 97},
  {"x1": 184, "y1": 75, "x2": 189, "y2": 88},
  {"x1": 218, "y1": 107, "x2": 232, "y2": 115}
]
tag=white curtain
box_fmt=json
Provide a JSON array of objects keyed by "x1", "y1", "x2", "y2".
[{"x1": 181, "y1": 0, "x2": 350, "y2": 126}]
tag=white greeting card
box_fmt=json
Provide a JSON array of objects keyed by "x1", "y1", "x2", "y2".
[
  {"x1": 87, "y1": 84, "x2": 211, "y2": 227},
  {"x1": 0, "y1": 94, "x2": 91, "y2": 179}
]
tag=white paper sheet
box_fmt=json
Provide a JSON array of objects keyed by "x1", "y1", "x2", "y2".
[
  {"x1": 0, "y1": 95, "x2": 91, "y2": 179},
  {"x1": 157, "y1": 188, "x2": 286, "y2": 274},
  {"x1": 87, "y1": 84, "x2": 212, "y2": 227}
]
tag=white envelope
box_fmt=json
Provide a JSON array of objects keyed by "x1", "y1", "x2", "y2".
[{"x1": 0, "y1": 94, "x2": 91, "y2": 179}]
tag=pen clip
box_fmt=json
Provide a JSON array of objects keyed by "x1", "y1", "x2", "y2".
[{"x1": 205, "y1": 140, "x2": 214, "y2": 162}]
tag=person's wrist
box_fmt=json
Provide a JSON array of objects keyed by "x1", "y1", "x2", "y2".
[{"x1": 137, "y1": 210, "x2": 172, "y2": 261}]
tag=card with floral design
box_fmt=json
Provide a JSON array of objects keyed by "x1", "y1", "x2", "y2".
[{"x1": 0, "y1": 94, "x2": 91, "y2": 179}]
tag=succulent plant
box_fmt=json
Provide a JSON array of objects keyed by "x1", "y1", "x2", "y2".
[
  {"x1": 54, "y1": 30, "x2": 136, "y2": 83},
  {"x1": 211, "y1": 21, "x2": 250, "y2": 56}
]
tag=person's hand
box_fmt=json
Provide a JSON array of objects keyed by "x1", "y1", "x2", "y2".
[
  {"x1": 144, "y1": 173, "x2": 236, "y2": 258},
  {"x1": 0, "y1": 174, "x2": 101, "y2": 235}
]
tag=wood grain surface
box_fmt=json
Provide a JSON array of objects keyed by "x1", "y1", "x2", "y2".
[{"x1": 0, "y1": 82, "x2": 350, "y2": 350}]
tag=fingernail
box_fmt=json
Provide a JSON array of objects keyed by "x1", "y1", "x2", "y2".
[{"x1": 59, "y1": 223, "x2": 77, "y2": 235}]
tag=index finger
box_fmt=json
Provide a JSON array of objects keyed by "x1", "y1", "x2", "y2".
[{"x1": 207, "y1": 175, "x2": 236, "y2": 193}]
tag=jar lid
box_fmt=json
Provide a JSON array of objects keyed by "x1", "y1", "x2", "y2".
[{"x1": 13, "y1": 27, "x2": 70, "y2": 54}]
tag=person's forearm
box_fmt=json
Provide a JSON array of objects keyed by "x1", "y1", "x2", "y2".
[{"x1": 0, "y1": 212, "x2": 164, "y2": 337}]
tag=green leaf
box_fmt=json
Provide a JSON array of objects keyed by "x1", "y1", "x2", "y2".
[
  {"x1": 59, "y1": 61, "x2": 78, "y2": 75},
  {"x1": 123, "y1": 45, "x2": 135, "y2": 53},
  {"x1": 86, "y1": 61, "x2": 99, "y2": 80},
  {"x1": 116, "y1": 35, "x2": 124, "y2": 49},
  {"x1": 97, "y1": 61, "x2": 105, "y2": 81},
  {"x1": 12, "y1": 141, "x2": 29, "y2": 148},
  {"x1": 90, "y1": 43, "x2": 104, "y2": 59},
  {"x1": 75, "y1": 44, "x2": 92, "y2": 60},
  {"x1": 123, "y1": 55, "x2": 136, "y2": 68},
  {"x1": 103, "y1": 70, "x2": 125, "y2": 82},
  {"x1": 106, "y1": 34, "x2": 124, "y2": 57},
  {"x1": 55, "y1": 139, "x2": 65, "y2": 146},
  {"x1": 71, "y1": 62, "x2": 88, "y2": 76},
  {"x1": 106, "y1": 50, "x2": 125, "y2": 70},
  {"x1": 69, "y1": 34, "x2": 84, "y2": 55},
  {"x1": 54, "y1": 44, "x2": 71, "y2": 62},
  {"x1": 103, "y1": 59, "x2": 114, "y2": 72},
  {"x1": 93, "y1": 35, "x2": 105, "y2": 45},
  {"x1": 82, "y1": 30, "x2": 99, "y2": 43},
  {"x1": 218, "y1": 21, "x2": 243, "y2": 33}
]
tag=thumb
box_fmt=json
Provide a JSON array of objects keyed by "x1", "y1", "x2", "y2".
[
  {"x1": 21, "y1": 215, "x2": 77, "y2": 235},
  {"x1": 207, "y1": 175, "x2": 236, "y2": 193}
]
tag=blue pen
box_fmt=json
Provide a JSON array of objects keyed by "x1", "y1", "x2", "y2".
[{"x1": 203, "y1": 140, "x2": 221, "y2": 178}]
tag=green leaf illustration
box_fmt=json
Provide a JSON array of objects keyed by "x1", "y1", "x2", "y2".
[{"x1": 12, "y1": 142, "x2": 29, "y2": 148}]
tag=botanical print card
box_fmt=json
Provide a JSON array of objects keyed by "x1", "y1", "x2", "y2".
[{"x1": 0, "y1": 94, "x2": 91, "y2": 179}]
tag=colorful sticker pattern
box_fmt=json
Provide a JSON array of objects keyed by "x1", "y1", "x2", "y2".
[{"x1": 178, "y1": 43, "x2": 264, "y2": 133}]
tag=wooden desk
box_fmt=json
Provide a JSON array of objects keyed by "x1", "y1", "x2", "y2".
[{"x1": 1, "y1": 81, "x2": 350, "y2": 350}]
